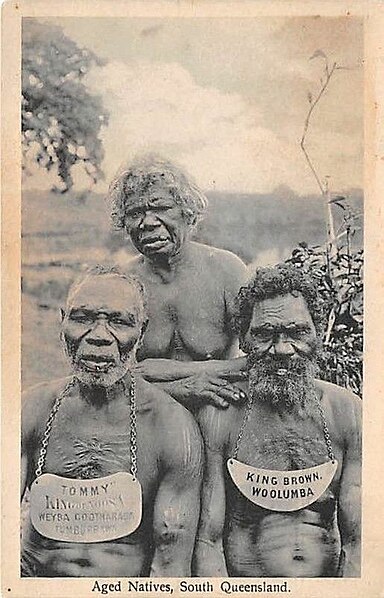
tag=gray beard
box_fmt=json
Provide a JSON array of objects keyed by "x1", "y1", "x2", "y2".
[
  {"x1": 62, "y1": 339, "x2": 135, "y2": 389},
  {"x1": 247, "y1": 352, "x2": 320, "y2": 418},
  {"x1": 71, "y1": 358, "x2": 132, "y2": 388}
]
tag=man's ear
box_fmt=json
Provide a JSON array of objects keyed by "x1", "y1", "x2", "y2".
[
  {"x1": 184, "y1": 208, "x2": 196, "y2": 227},
  {"x1": 60, "y1": 308, "x2": 66, "y2": 322}
]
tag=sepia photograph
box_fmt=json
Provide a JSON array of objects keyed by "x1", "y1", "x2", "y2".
[{"x1": 2, "y1": 2, "x2": 383, "y2": 597}]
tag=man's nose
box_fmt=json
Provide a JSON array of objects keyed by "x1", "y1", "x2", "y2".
[
  {"x1": 139, "y1": 210, "x2": 159, "y2": 229},
  {"x1": 269, "y1": 334, "x2": 295, "y2": 357},
  {"x1": 86, "y1": 321, "x2": 113, "y2": 346}
]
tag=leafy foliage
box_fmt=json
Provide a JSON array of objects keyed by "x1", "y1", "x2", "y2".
[
  {"x1": 294, "y1": 50, "x2": 363, "y2": 397},
  {"x1": 22, "y1": 20, "x2": 109, "y2": 193},
  {"x1": 286, "y1": 201, "x2": 363, "y2": 396}
]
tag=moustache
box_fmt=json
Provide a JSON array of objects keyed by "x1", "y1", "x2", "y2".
[
  {"x1": 247, "y1": 350, "x2": 321, "y2": 414},
  {"x1": 247, "y1": 352, "x2": 318, "y2": 376},
  {"x1": 62, "y1": 336, "x2": 137, "y2": 376}
]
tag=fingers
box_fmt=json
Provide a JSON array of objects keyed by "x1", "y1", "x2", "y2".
[
  {"x1": 212, "y1": 385, "x2": 245, "y2": 405},
  {"x1": 165, "y1": 373, "x2": 247, "y2": 409},
  {"x1": 202, "y1": 391, "x2": 229, "y2": 409},
  {"x1": 210, "y1": 379, "x2": 246, "y2": 402},
  {"x1": 201, "y1": 381, "x2": 246, "y2": 409},
  {"x1": 220, "y1": 370, "x2": 248, "y2": 382}
]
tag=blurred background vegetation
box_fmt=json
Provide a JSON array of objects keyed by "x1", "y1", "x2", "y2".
[
  {"x1": 21, "y1": 22, "x2": 363, "y2": 396},
  {"x1": 286, "y1": 212, "x2": 363, "y2": 397},
  {"x1": 22, "y1": 20, "x2": 108, "y2": 194},
  {"x1": 22, "y1": 188, "x2": 363, "y2": 395}
]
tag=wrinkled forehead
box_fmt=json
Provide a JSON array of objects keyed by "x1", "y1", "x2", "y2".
[
  {"x1": 250, "y1": 292, "x2": 315, "y2": 328},
  {"x1": 66, "y1": 275, "x2": 144, "y2": 318},
  {"x1": 127, "y1": 183, "x2": 179, "y2": 208}
]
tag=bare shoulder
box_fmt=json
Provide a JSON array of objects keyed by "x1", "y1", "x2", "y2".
[
  {"x1": 191, "y1": 242, "x2": 246, "y2": 274},
  {"x1": 123, "y1": 255, "x2": 145, "y2": 276},
  {"x1": 136, "y1": 377, "x2": 202, "y2": 477},
  {"x1": 197, "y1": 403, "x2": 234, "y2": 452},
  {"x1": 22, "y1": 376, "x2": 72, "y2": 408},
  {"x1": 135, "y1": 376, "x2": 203, "y2": 452},
  {"x1": 316, "y1": 378, "x2": 361, "y2": 411},
  {"x1": 190, "y1": 243, "x2": 247, "y2": 297},
  {"x1": 316, "y1": 379, "x2": 362, "y2": 439},
  {"x1": 22, "y1": 377, "x2": 72, "y2": 438}
]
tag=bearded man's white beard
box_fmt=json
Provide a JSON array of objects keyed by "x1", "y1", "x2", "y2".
[
  {"x1": 63, "y1": 343, "x2": 136, "y2": 389},
  {"x1": 72, "y1": 359, "x2": 132, "y2": 388},
  {"x1": 247, "y1": 352, "x2": 321, "y2": 417}
]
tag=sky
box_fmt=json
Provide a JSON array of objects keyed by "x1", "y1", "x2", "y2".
[{"x1": 25, "y1": 16, "x2": 364, "y2": 196}]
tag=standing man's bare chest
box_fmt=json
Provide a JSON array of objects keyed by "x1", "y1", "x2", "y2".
[{"x1": 139, "y1": 267, "x2": 229, "y2": 359}]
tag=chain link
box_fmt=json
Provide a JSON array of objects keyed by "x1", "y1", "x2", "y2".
[
  {"x1": 34, "y1": 375, "x2": 139, "y2": 478},
  {"x1": 315, "y1": 395, "x2": 335, "y2": 462},
  {"x1": 232, "y1": 391, "x2": 335, "y2": 463},
  {"x1": 129, "y1": 375, "x2": 137, "y2": 479},
  {"x1": 35, "y1": 378, "x2": 77, "y2": 477},
  {"x1": 232, "y1": 393, "x2": 254, "y2": 460}
]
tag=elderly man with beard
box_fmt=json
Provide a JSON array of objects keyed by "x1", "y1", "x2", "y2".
[
  {"x1": 195, "y1": 264, "x2": 361, "y2": 578},
  {"x1": 21, "y1": 265, "x2": 203, "y2": 577},
  {"x1": 108, "y1": 155, "x2": 248, "y2": 411}
]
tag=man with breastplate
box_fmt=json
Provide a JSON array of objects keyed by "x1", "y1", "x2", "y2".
[
  {"x1": 195, "y1": 264, "x2": 361, "y2": 577},
  {"x1": 21, "y1": 265, "x2": 203, "y2": 577},
  {"x1": 108, "y1": 155, "x2": 248, "y2": 410}
]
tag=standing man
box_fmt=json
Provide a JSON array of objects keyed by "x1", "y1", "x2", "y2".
[
  {"x1": 108, "y1": 154, "x2": 248, "y2": 410},
  {"x1": 21, "y1": 265, "x2": 203, "y2": 577},
  {"x1": 195, "y1": 264, "x2": 361, "y2": 577}
]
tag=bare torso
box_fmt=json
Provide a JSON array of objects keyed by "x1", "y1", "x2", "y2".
[
  {"x1": 22, "y1": 377, "x2": 197, "y2": 577},
  {"x1": 219, "y1": 380, "x2": 346, "y2": 577},
  {"x1": 126, "y1": 242, "x2": 246, "y2": 362}
]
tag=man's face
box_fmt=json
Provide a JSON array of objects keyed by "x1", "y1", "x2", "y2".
[
  {"x1": 243, "y1": 293, "x2": 320, "y2": 409},
  {"x1": 124, "y1": 183, "x2": 190, "y2": 260},
  {"x1": 61, "y1": 275, "x2": 145, "y2": 387}
]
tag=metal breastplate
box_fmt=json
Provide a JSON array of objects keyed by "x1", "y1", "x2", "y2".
[
  {"x1": 30, "y1": 377, "x2": 142, "y2": 543},
  {"x1": 227, "y1": 395, "x2": 338, "y2": 512}
]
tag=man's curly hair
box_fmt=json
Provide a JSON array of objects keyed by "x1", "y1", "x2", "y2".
[
  {"x1": 107, "y1": 154, "x2": 208, "y2": 229},
  {"x1": 233, "y1": 263, "x2": 326, "y2": 342}
]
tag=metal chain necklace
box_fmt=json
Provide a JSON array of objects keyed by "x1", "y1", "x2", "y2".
[
  {"x1": 232, "y1": 391, "x2": 254, "y2": 461},
  {"x1": 34, "y1": 374, "x2": 138, "y2": 478},
  {"x1": 232, "y1": 390, "x2": 335, "y2": 463},
  {"x1": 129, "y1": 375, "x2": 138, "y2": 479},
  {"x1": 228, "y1": 387, "x2": 338, "y2": 513}
]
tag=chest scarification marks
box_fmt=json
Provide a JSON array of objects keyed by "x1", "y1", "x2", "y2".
[{"x1": 56, "y1": 434, "x2": 131, "y2": 479}]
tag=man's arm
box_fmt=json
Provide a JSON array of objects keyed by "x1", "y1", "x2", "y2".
[
  {"x1": 21, "y1": 387, "x2": 39, "y2": 500},
  {"x1": 21, "y1": 454, "x2": 29, "y2": 501},
  {"x1": 136, "y1": 356, "x2": 246, "y2": 382},
  {"x1": 150, "y1": 402, "x2": 203, "y2": 576},
  {"x1": 222, "y1": 251, "x2": 249, "y2": 356},
  {"x1": 135, "y1": 250, "x2": 248, "y2": 408},
  {"x1": 21, "y1": 379, "x2": 67, "y2": 500},
  {"x1": 337, "y1": 394, "x2": 362, "y2": 577},
  {"x1": 194, "y1": 405, "x2": 229, "y2": 576},
  {"x1": 136, "y1": 357, "x2": 247, "y2": 409}
]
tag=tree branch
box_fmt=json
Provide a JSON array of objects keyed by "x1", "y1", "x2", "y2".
[{"x1": 300, "y1": 60, "x2": 338, "y2": 195}]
